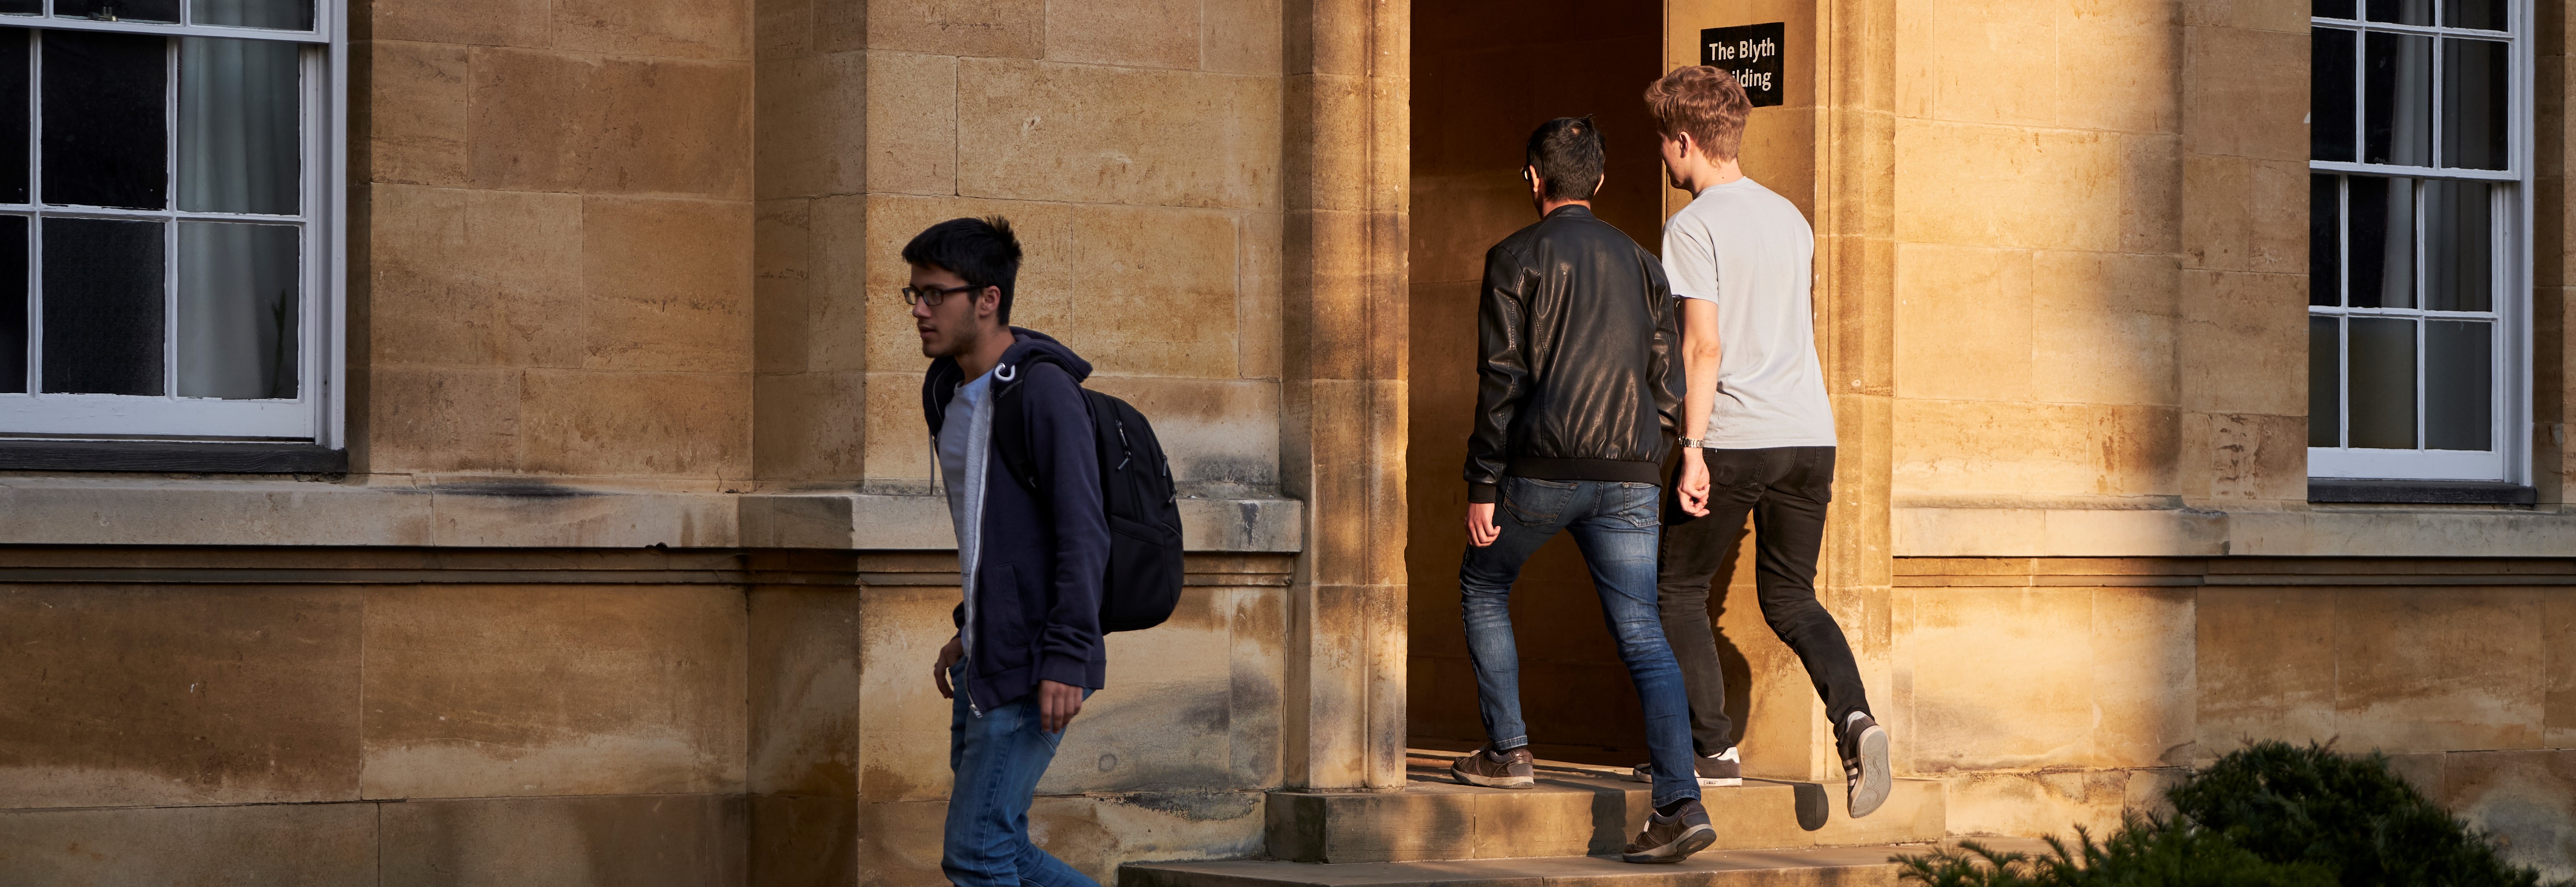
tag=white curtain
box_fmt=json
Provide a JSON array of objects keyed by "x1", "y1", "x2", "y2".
[{"x1": 174, "y1": 35, "x2": 298, "y2": 400}]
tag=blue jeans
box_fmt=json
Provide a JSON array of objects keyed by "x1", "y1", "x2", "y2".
[
  {"x1": 1459, "y1": 476, "x2": 1700, "y2": 809},
  {"x1": 944, "y1": 666, "x2": 1098, "y2": 887}
]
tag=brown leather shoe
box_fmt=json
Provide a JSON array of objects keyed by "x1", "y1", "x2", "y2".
[
  {"x1": 1450, "y1": 746, "x2": 1535, "y2": 788},
  {"x1": 1622, "y1": 798, "x2": 1716, "y2": 863}
]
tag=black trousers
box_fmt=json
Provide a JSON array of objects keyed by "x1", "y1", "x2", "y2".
[{"x1": 1656, "y1": 445, "x2": 1870, "y2": 754}]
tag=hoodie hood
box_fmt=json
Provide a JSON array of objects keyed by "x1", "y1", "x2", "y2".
[
  {"x1": 995, "y1": 327, "x2": 1093, "y2": 384},
  {"x1": 924, "y1": 327, "x2": 1093, "y2": 433}
]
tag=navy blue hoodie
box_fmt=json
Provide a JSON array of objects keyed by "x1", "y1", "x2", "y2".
[{"x1": 922, "y1": 329, "x2": 1109, "y2": 712}]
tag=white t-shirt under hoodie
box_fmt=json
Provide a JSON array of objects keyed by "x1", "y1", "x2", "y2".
[{"x1": 1660, "y1": 176, "x2": 1838, "y2": 449}]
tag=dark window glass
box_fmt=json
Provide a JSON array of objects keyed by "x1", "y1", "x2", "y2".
[
  {"x1": 2316, "y1": 0, "x2": 2358, "y2": 17},
  {"x1": 2442, "y1": 38, "x2": 2509, "y2": 170},
  {"x1": 0, "y1": 29, "x2": 25, "y2": 204},
  {"x1": 177, "y1": 221, "x2": 296, "y2": 399},
  {"x1": 2367, "y1": 0, "x2": 2433, "y2": 23},
  {"x1": 2425, "y1": 320, "x2": 2492, "y2": 450},
  {"x1": 2347, "y1": 316, "x2": 2417, "y2": 449},
  {"x1": 2443, "y1": 0, "x2": 2507, "y2": 29},
  {"x1": 40, "y1": 217, "x2": 164, "y2": 395},
  {"x1": 2310, "y1": 317, "x2": 2342, "y2": 447},
  {"x1": 192, "y1": 0, "x2": 313, "y2": 30},
  {"x1": 0, "y1": 0, "x2": 34, "y2": 15},
  {"x1": 2311, "y1": 175, "x2": 2343, "y2": 306},
  {"x1": 2313, "y1": 28, "x2": 2357, "y2": 162},
  {"x1": 41, "y1": 30, "x2": 167, "y2": 210},
  {"x1": 2425, "y1": 179, "x2": 2491, "y2": 312},
  {"x1": 2348, "y1": 176, "x2": 2414, "y2": 309},
  {"x1": 0, "y1": 216, "x2": 20, "y2": 392},
  {"x1": 57, "y1": 0, "x2": 179, "y2": 23},
  {"x1": 2364, "y1": 31, "x2": 2432, "y2": 166},
  {"x1": 179, "y1": 38, "x2": 299, "y2": 214}
]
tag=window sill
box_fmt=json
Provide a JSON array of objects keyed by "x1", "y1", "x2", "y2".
[
  {"x1": 0, "y1": 441, "x2": 346, "y2": 474},
  {"x1": 2306, "y1": 479, "x2": 2537, "y2": 505}
]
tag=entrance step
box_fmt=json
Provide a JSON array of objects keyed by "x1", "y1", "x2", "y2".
[
  {"x1": 1260, "y1": 753, "x2": 1945, "y2": 864},
  {"x1": 1121, "y1": 839, "x2": 2050, "y2": 887}
]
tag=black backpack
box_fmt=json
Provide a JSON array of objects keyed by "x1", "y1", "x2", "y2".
[{"x1": 990, "y1": 354, "x2": 1185, "y2": 633}]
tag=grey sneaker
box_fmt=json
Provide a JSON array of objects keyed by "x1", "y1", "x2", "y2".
[
  {"x1": 1621, "y1": 798, "x2": 1716, "y2": 863},
  {"x1": 1451, "y1": 746, "x2": 1535, "y2": 788},
  {"x1": 1627, "y1": 747, "x2": 1744, "y2": 787},
  {"x1": 1839, "y1": 712, "x2": 1891, "y2": 818}
]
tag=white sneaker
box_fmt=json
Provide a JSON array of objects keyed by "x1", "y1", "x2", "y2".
[{"x1": 1627, "y1": 746, "x2": 1744, "y2": 787}]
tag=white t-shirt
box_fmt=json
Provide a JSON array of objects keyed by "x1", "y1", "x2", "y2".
[{"x1": 1661, "y1": 177, "x2": 1837, "y2": 449}]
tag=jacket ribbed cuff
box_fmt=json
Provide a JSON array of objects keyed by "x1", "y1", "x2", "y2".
[
  {"x1": 1038, "y1": 656, "x2": 1094, "y2": 689},
  {"x1": 1467, "y1": 482, "x2": 1498, "y2": 504}
]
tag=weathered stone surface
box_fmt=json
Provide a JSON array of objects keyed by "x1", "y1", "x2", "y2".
[
  {"x1": 857, "y1": 792, "x2": 1264, "y2": 886},
  {"x1": 2441, "y1": 749, "x2": 2576, "y2": 881},
  {"x1": 554, "y1": 0, "x2": 752, "y2": 61},
  {"x1": 2196, "y1": 587, "x2": 2336, "y2": 755},
  {"x1": 864, "y1": 52, "x2": 957, "y2": 196},
  {"x1": 750, "y1": 587, "x2": 863, "y2": 798},
  {"x1": 756, "y1": 51, "x2": 867, "y2": 201},
  {"x1": 0, "y1": 802, "x2": 377, "y2": 885},
  {"x1": 1047, "y1": 0, "x2": 1199, "y2": 69},
  {"x1": 518, "y1": 368, "x2": 753, "y2": 478},
  {"x1": 369, "y1": 364, "x2": 526, "y2": 472},
  {"x1": 380, "y1": 794, "x2": 747, "y2": 887},
  {"x1": 1941, "y1": 767, "x2": 2184, "y2": 837},
  {"x1": 369, "y1": 0, "x2": 550, "y2": 47},
  {"x1": 2547, "y1": 589, "x2": 2576, "y2": 749},
  {"x1": 956, "y1": 59, "x2": 1280, "y2": 210},
  {"x1": 0, "y1": 585, "x2": 363, "y2": 808},
  {"x1": 751, "y1": 792, "x2": 857, "y2": 887},
  {"x1": 866, "y1": 0, "x2": 1044, "y2": 58},
  {"x1": 363, "y1": 40, "x2": 471, "y2": 187},
  {"x1": 580, "y1": 196, "x2": 754, "y2": 373},
  {"x1": 361, "y1": 584, "x2": 747, "y2": 799},
  {"x1": 2332, "y1": 588, "x2": 2546, "y2": 754},
  {"x1": 1892, "y1": 400, "x2": 2178, "y2": 499},
  {"x1": 1902, "y1": 586, "x2": 2193, "y2": 773},
  {"x1": 368, "y1": 184, "x2": 586, "y2": 371}
]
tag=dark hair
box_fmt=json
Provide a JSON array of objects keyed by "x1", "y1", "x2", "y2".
[
  {"x1": 1524, "y1": 116, "x2": 1605, "y2": 202},
  {"x1": 901, "y1": 216, "x2": 1024, "y2": 324}
]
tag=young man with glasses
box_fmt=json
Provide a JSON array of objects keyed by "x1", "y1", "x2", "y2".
[
  {"x1": 1450, "y1": 116, "x2": 1714, "y2": 864},
  {"x1": 909, "y1": 217, "x2": 1111, "y2": 887}
]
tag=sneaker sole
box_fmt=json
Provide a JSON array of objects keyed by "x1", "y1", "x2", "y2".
[
  {"x1": 1452, "y1": 767, "x2": 1533, "y2": 789},
  {"x1": 1848, "y1": 725, "x2": 1891, "y2": 818},
  {"x1": 1620, "y1": 824, "x2": 1716, "y2": 863},
  {"x1": 1626, "y1": 770, "x2": 1743, "y2": 788}
]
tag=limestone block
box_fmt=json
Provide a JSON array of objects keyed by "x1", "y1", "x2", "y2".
[
  {"x1": 380, "y1": 794, "x2": 747, "y2": 887},
  {"x1": 865, "y1": 52, "x2": 958, "y2": 197},
  {"x1": 1068, "y1": 206, "x2": 1245, "y2": 378},
  {"x1": 2029, "y1": 250, "x2": 2180, "y2": 408},
  {"x1": 1203, "y1": 0, "x2": 1285, "y2": 76},
  {"x1": 755, "y1": 51, "x2": 866, "y2": 201},
  {"x1": 368, "y1": 184, "x2": 586, "y2": 370},
  {"x1": 467, "y1": 50, "x2": 752, "y2": 199},
  {"x1": 806, "y1": 194, "x2": 871, "y2": 373},
  {"x1": 957, "y1": 58, "x2": 1281, "y2": 210},
  {"x1": 1894, "y1": 243, "x2": 2033, "y2": 403},
  {"x1": 368, "y1": 364, "x2": 524, "y2": 472},
  {"x1": 554, "y1": 0, "x2": 752, "y2": 62},
  {"x1": 1892, "y1": 399, "x2": 2179, "y2": 499},
  {"x1": 2332, "y1": 587, "x2": 2546, "y2": 754},
  {"x1": 1904, "y1": 586, "x2": 2193, "y2": 772},
  {"x1": 2118, "y1": 134, "x2": 2184, "y2": 256},
  {"x1": 2054, "y1": 0, "x2": 2180, "y2": 136},
  {"x1": 370, "y1": 0, "x2": 550, "y2": 48},
  {"x1": 2441, "y1": 749, "x2": 2576, "y2": 881},
  {"x1": 2181, "y1": 0, "x2": 2307, "y2": 32},
  {"x1": 360, "y1": 585, "x2": 748, "y2": 799},
  {"x1": 2229, "y1": 510, "x2": 2576, "y2": 558},
  {"x1": 466, "y1": 48, "x2": 602, "y2": 193},
  {"x1": 0, "y1": 584, "x2": 362, "y2": 808},
  {"x1": 426, "y1": 482, "x2": 742, "y2": 547},
  {"x1": 2195, "y1": 587, "x2": 2336, "y2": 757},
  {"x1": 1923, "y1": 0, "x2": 2065, "y2": 127},
  {"x1": 855, "y1": 792, "x2": 1264, "y2": 887},
  {"x1": 0, "y1": 802, "x2": 376, "y2": 884},
  {"x1": 1043, "y1": 589, "x2": 1239, "y2": 794},
  {"x1": 2184, "y1": 155, "x2": 2303, "y2": 275},
  {"x1": 1894, "y1": 121, "x2": 2130, "y2": 253},
  {"x1": 1285, "y1": 74, "x2": 1372, "y2": 214},
  {"x1": 857, "y1": 586, "x2": 964, "y2": 802},
  {"x1": 1228, "y1": 585, "x2": 1288, "y2": 787},
  {"x1": 2182, "y1": 25, "x2": 2306, "y2": 162},
  {"x1": 1940, "y1": 767, "x2": 2184, "y2": 838},
  {"x1": 2547, "y1": 589, "x2": 2575, "y2": 748},
  {"x1": 1238, "y1": 210, "x2": 1285, "y2": 381},
  {"x1": 750, "y1": 793, "x2": 857, "y2": 887},
  {"x1": 363, "y1": 40, "x2": 469, "y2": 187},
  {"x1": 863, "y1": 370, "x2": 934, "y2": 483},
  {"x1": 1047, "y1": 0, "x2": 1199, "y2": 69},
  {"x1": 867, "y1": 0, "x2": 1043, "y2": 59},
  {"x1": 0, "y1": 480, "x2": 437, "y2": 547},
  {"x1": 2180, "y1": 412, "x2": 2306, "y2": 505},
  {"x1": 1082, "y1": 377, "x2": 1278, "y2": 486},
  {"x1": 755, "y1": 197, "x2": 814, "y2": 375},
  {"x1": 518, "y1": 368, "x2": 753, "y2": 478},
  {"x1": 581, "y1": 196, "x2": 754, "y2": 373},
  {"x1": 754, "y1": 0, "x2": 811, "y2": 59},
  {"x1": 755, "y1": 371, "x2": 868, "y2": 481}
]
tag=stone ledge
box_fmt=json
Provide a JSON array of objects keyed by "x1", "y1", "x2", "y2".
[
  {"x1": 740, "y1": 492, "x2": 1302, "y2": 552},
  {"x1": 1896, "y1": 505, "x2": 2576, "y2": 558}
]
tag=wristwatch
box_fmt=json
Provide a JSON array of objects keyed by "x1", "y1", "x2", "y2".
[{"x1": 1678, "y1": 438, "x2": 1708, "y2": 449}]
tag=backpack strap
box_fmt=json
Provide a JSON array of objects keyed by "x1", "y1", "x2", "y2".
[{"x1": 987, "y1": 353, "x2": 1063, "y2": 495}]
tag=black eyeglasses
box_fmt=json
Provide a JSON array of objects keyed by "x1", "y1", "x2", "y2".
[{"x1": 902, "y1": 283, "x2": 980, "y2": 306}]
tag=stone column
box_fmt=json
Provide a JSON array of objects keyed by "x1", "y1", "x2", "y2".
[{"x1": 1280, "y1": 0, "x2": 1412, "y2": 791}]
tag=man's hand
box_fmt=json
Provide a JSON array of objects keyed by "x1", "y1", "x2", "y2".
[
  {"x1": 1037, "y1": 679, "x2": 1085, "y2": 732},
  {"x1": 933, "y1": 635, "x2": 964, "y2": 699},
  {"x1": 1465, "y1": 502, "x2": 1501, "y2": 547},
  {"x1": 1675, "y1": 448, "x2": 1711, "y2": 517}
]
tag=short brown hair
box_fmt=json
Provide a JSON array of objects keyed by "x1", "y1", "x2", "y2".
[{"x1": 1644, "y1": 66, "x2": 1752, "y2": 162}]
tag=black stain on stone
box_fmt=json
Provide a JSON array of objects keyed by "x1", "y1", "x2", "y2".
[{"x1": 1110, "y1": 791, "x2": 1260, "y2": 822}]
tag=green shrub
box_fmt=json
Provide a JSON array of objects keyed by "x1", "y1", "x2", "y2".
[{"x1": 1897, "y1": 742, "x2": 2564, "y2": 887}]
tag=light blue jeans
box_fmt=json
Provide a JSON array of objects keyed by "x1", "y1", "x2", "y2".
[
  {"x1": 943, "y1": 664, "x2": 1099, "y2": 887},
  {"x1": 1459, "y1": 476, "x2": 1701, "y2": 809}
]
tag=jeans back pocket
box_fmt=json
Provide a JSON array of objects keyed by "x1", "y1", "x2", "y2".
[{"x1": 1500, "y1": 477, "x2": 1576, "y2": 526}]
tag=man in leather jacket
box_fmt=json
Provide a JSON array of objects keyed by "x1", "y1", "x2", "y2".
[{"x1": 1445, "y1": 116, "x2": 1715, "y2": 864}]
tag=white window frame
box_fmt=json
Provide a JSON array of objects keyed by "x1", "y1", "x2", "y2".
[
  {"x1": 2307, "y1": 2, "x2": 2532, "y2": 483},
  {"x1": 0, "y1": 1, "x2": 342, "y2": 447}
]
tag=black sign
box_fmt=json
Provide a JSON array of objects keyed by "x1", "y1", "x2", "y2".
[{"x1": 1699, "y1": 23, "x2": 1785, "y2": 107}]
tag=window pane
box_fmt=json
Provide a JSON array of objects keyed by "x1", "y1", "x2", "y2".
[
  {"x1": 2443, "y1": 0, "x2": 2506, "y2": 29},
  {"x1": 179, "y1": 38, "x2": 298, "y2": 215},
  {"x1": 0, "y1": 29, "x2": 25, "y2": 204},
  {"x1": 191, "y1": 0, "x2": 312, "y2": 30},
  {"x1": 40, "y1": 217, "x2": 164, "y2": 395},
  {"x1": 2366, "y1": 0, "x2": 2432, "y2": 23},
  {"x1": 2441, "y1": 38, "x2": 2509, "y2": 171},
  {"x1": 2347, "y1": 317, "x2": 2417, "y2": 449},
  {"x1": 176, "y1": 221, "x2": 295, "y2": 399},
  {"x1": 2425, "y1": 320, "x2": 2492, "y2": 450},
  {"x1": 2310, "y1": 316, "x2": 2341, "y2": 447},
  {"x1": 2364, "y1": 31, "x2": 2431, "y2": 166},
  {"x1": 57, "y1": 0, "x2": 179, "y2": 24},
  {"x1": 0, "y1": 1, "x2": 34, "y2": 15},
  {"x1": 41, "y1": 30, "x2": 166, "y2": 210},
  {"x1": 0, "y1": 216, "x2": 21, "y2": 392},
  {"x1": 2316, "y1": 0, "x2": 2357, "y2": 17},
  {"x1": 2425, "y1": 179, "x2": 2492, "y2": 312},
  {"x1": 2313, "y1": 28, "x2": 2357, "y2": 162},
  {"x1": 2311, "y1": 175, "x2": 2343, "y2": 306},
  {"x1": 2348, "y1": 176, "x2": 2414, "y2": 309}
]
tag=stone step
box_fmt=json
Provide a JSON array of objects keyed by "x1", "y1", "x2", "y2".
[
  {"x1": 1259, "y1": 753, "x2": 1946, "y2": 864},
  {"x1": 1119, "y1": 838, "x2": 2051, "y2": 887}
]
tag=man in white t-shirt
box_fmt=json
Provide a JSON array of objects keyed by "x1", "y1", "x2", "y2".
[{"x1": 1626, "y1": 65, "x2": 1892, "y2": 819}]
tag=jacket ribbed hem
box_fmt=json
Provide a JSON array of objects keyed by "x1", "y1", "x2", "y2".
[{"x1": 1507, "y1": 456, "x2": 1663, "y2": 486}]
